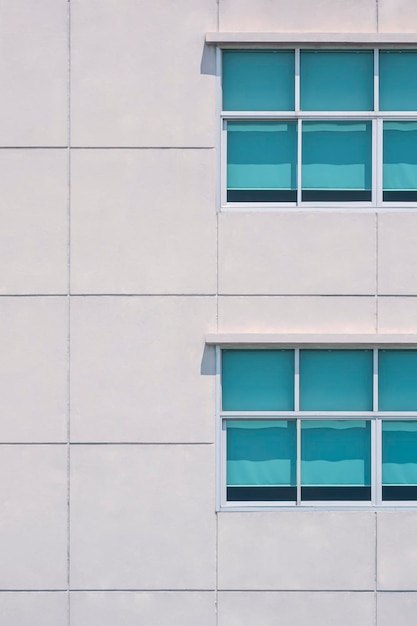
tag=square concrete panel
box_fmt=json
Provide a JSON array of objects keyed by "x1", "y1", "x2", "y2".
[
  {"x1": 378, "y1": 592, "x2": 417, "y2": 626},
  {"x1": 218, "y1": 591, "x2": 375, "y2": 626},
  {"x1": 71, "y1": 0, "x2": 217, "y2": 147},
  {"x1": 0, "y1": 593, "x2": 68, "y2": 626},
  {"x1": 378, "y1": 297, "x2": 417, "y2": 332},
  {"x1": 0, "y1": 0, "x2": 67, "y2": 146},
  {"x1": 218, "y1": 296, "x2": 376, "y2": 333},
  {"x1": 219, "y1": 0, "x2": 377, "y2": 32},
  {"x1": 70, "y1": 296, "x2": 216, "y2": 443},
  {"x1": 70, "y1": 150, "x2": 216, "y2": 294},
  {"x1": 70, "y1": 445, "x2": 216, "y2": 589},
  {"x1": 218, "y1": 213, "x2": 377, "y2": 295},
  {"x1": 378, "y1": 512, "x2": 417, "y2": 590},
  {"x1": 0, "y1": 150, "x2": 68, "y2": 294},
  {"x1": 378, "y1": 0, "x2": 417, "y2": 33},
  {"x1": 378, "y1": 214, "x2": 417, "y2": 295},
  {"x1": 218, "y1": 512, "x2": 375, "y2": 590},
  {"x1": 0, "y1": 446, "x2": 67, "y2": 589},
  {"x1": 70, "y1": 592, "x2": 215, "y2": 626},
  {"x1": 0, "y1": 298, "x2": 67, "y2": 443}
]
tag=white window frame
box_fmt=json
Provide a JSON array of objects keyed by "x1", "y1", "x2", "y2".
[
  {"x1": 218, "y1": 45, "x2": 417, "y2": 212},
  {"x1": 215, "y1": 343, "x2": 417, "y2": 511}
]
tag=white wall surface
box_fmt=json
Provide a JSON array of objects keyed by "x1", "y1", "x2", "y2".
[{"x1": 1, "y1": 0, "x2": 417, "y2": 624}]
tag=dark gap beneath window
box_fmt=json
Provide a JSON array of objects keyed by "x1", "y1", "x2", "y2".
[
  {"x1": 227, "y1": 190, "x2": 297, "y2": 202},
  {"x1": 227, "y1": 486, "x2": 297, "y2": 501}
]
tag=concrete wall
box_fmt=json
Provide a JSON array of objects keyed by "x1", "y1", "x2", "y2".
[{"x1": 1, "y1": 0, "x2": 417, "y2": 624}]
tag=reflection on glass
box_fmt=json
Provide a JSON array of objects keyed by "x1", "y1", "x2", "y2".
[
  {"x1": 227, "y1": 122, "x2": 297, "y2": 202},
  {"x1": 301, "y1": 420, "x2": 371, "y2": 501},
  {"x1": 383, "y1": 122, "x2": 417, "y2": 201},
  {"x1": 382, "y1": 421, "x2": 417, "y2": 500},
  {"x1": 302, "y1": 121, "x2": 372, "y2": 201},
  {"x1": 227, "y1": 420, "x2": 297, "y2": 501}
]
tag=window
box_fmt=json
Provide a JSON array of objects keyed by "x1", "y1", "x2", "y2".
[
  {"x1": 218, "y1": 348, "x2": 417, "y2": 507},
  {"x1": 221, "y1": 49, "x2": 417, "y2": 207}
]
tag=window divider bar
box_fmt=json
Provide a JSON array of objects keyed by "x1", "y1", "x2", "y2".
[
  {"x1": 216, "y1": 346, "x2": 224, "y2": 509},
  {"x1": 375, "y1": 419, "x2": 383, "y2": 505},
  {"x1": 296, "y1": 418, "x2": 301, "y2": 505},
  {"x1": 295, "y1": 48, "x2": 300, "y2": 112},
  {"x1": 374, "y1": 48, "x2": 379, "y2": 112},
  {"x1": 373, "y1": 348, "x2": 379, "y2": 411},
  {"x1": 294, "y1": 348, "x2": 300, "y2": 411},
  {"x1": 297, "y1": 118, "x2": 302, "y2": 204},
  {"x1": 376, "y1": 118, "x2": 383, "y2": 206}
]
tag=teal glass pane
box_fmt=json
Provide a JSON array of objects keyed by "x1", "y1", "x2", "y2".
[
  {"x1": 227, "y1": 420, "x2": 296, "y2": 486},
  {"x1": 299, "y1": 350, "x2": 373, "y2": 411},
  {"x1": 379, "y1": 350, "x2": 417, "y2": 411},
  {"x1": 383, "y1": 122, "x2": 417, "y2": 190},
  {"x1": 227, "y1": 121, "x2": 297, "y2": 190},
  {"x1": 380, "y1": 50, "x2": 417, "y2": 111},
  {"x1": 222, "y1": 350, "x2": 294, "y2": 411},
  {"x1": 300, "y1": 50, "x2": 373, "y2": 111},
  {"x1": 382, "y1": 421, "x2": 417, "y2": 485},
  {"x1": 301, "y1": 420, "x2": 371, "y2": 485},
  {"x1": 302, "y1": 121, "x2": 372, "y2": 191},
  {"x1": 222, "y1": 50, "x2": 295, "y2": 111}
]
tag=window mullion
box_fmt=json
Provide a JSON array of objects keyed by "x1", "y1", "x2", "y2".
[
  {"x1": 297, "y1": 418, "x2": 301, "y2": 505},
  {"x1": 375, "y1": 419, "x2": 382, "y2": 505},
  {"x1": 221, "y1": 119, "x2": 227, "y2": 207},
  {"x1": 295, "y1": 48, "x2": 300, "y2": 111},
  {"x1": 376, "y1": 118, "x2": 383, "y2": 206},
  {"x1": 297, "y1": 118, "x2": 302, "y2": 205}
]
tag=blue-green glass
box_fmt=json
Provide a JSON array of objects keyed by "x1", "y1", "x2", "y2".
[
  {"x1": 300, "y1": 50, "x2": 373, "y2": 111},
  {"x1": 383, "y1": 421, "x2": 417, "y2": 485},
  {"x1": 222, "y1": 350, "x2": 294, "y2": 411},
  {"x1": 379, "y1": 350, "x2": 417, "y2": 411},
  {"x1": 227, "y1": 122, "x2": 297, "y2": 191},
  {"x1": 300, "y1": 350, "x2": 373, "y2": 411},
  {"x1": 302, "y1": 121, "x2": 372, "y2": 190},
  {"x1": 301, "y1": 420, "x2": 371, "y2": 486},
  {"x1": 383, "y1": 122, "x2": 417, "y2": 190},
  {"x1": 222, "y1": 50, "x2": 295, "y2": 111},
  {"x1": 380, "y1": 50, "x2": 417, "y2": 111},
  {"x1": 227, "y1": 420, "x2": 297, "y2": 486}
]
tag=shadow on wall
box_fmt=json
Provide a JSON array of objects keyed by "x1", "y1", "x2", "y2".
[
  {"x1": 200, "y1": 43, "x2": 216, "y2": 75},
  {"x1": 201, "y1": 345, "x2": 216, "y2": 375}
]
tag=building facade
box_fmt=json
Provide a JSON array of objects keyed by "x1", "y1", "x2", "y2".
[{"x1": 1, "y1": 0, "x2": 417, "y2": 624}]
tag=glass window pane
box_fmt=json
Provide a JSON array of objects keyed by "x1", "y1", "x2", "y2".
[
  {"x1": 379, "y1": 350, "x2": 417, "y2": 411},
  {"x1": 300, "y1": 50, "x2": 373, "y2": 111},
  {"x1": 382, "y1": 421, "x2": 417, "y2": 484},
  {"x1": 222, "y1": 350, "x2": 294, "y2": 411},
  {"x1": 227, "y1": 121, "x2": 297, "y2": 202},
  {"x1": 302, "y1": 121, "x2": 372, "y2": 201},
  {"x1": 380, "y1": 50, "x2": 417, "y2": 111},
  {"x1": 301, "y1": 420, "x2": 371, "y2": 501},
  {"x1": 383, "y1": 122, "x2": 417, "y2": 201},
  {"x1": 299, "y1": 350, "x2": 373, "y2": 411},
  {"x1": 382, "y1": 421, "x2": 417, "y2": 500},
  {"x1": 227, "y1": 420, "x2": 296, "y2": 490},
  {"x1": 222, "y1": 50, "x2": 295, "y2": 111}
]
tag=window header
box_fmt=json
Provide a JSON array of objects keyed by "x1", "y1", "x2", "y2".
[
  {"x1": 206, "y1": 333, "x2": 417, "y2": 347},
  {"x1": 206, "y1": 33, "x2": 417, "y2": 46}
]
